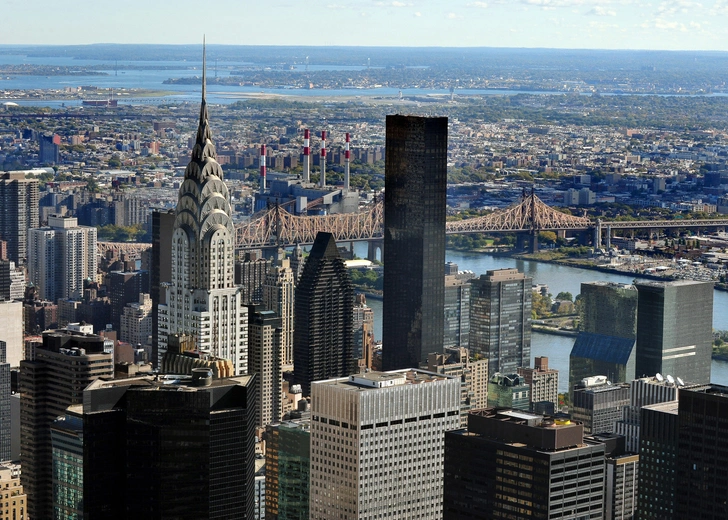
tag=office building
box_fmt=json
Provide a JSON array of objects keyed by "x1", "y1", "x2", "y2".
[
  {"x1": 443, "y1": 274, "x2": 470, "y2": 349},
  {"x1": 636, "y1": 401, "x2": 679, "y2": 520},
  {"x1": 470, "y1": 268, "x2": 532, "y2": 376},
  {"x1": 248, "y1": 306, "x2": 282, "y2": 427},
  {"x1": 0, "y1": 465, "x2": 26, "y2": 520},
  {"x1": 635, "y1": 281, "x2": 713, "y2": 384},
  {"x1": 487, "y1": 372, "x2": 531, "y2": 411},
  {"x1": 108, "y1": 270, "x2": 149, "y2": 333},
  {"x1": 262, "y1": 249, "x2": 295, "y2": 366},
  {"x1": 0, "y1": 260, "x2": 24, "y2": 301},
  {"x1": 237, "y1": 251, "x2": 271, "y2": 305},
  {"x1": 157, "y1": 73, "x2": 248, "y2": 375},
  {"x1": 570, "y1": 282, "x2": 638, "y2": 395},
  {"x1": 444, "y1": 408, "x2": 605, "y2": 519},
  {"x1": 310, "y1": 370, "x2": 460, "y2": 519},
  {"x1": 571, "y1": 376, "x2": 630, "y2": 435},
  {"x1": 675, "y1": 385, "x2": 728, "y2": 520},
  {"x1": 586, "y1": 433, "x2": 639, "y2": 520},
  {"x1": 120, "y1": 293, "x2": 153, "y2": 347},
  {"x1": 293, "y1": 232, "x2": 355, "y2": 396},
  {"x1": 38, "y1": 133, "x2": 60, "y2": 164},
  {"x1": 518, "y1": 356, "x2": 559, "y2": 414},
  {"x1": 28, "y1": 215, "x2": 97, "y2": 302},
  {"x1": 161, "y1": 333, "x2": 234, "y2": 378},
  {"x1": 0, "y1": 171, "x2": 39, "y2": 265},
  {"x1": 19, "y1": 329, "x2": 113, "y2": 519},
  {"x1": 0, "y1": 300, "x2": 22, "y2": 368},
  {"x1": 427, "y1": 347, "x2": 489, "y2": 427},
  {"x1": 57, "y1": 372, "x2": 257, "y2": 520},
  {"x1": 352, "y1": 293, "x2": 374, "y2": 363},
  {"x1": 50, "y1": 410, "x2": 84, "y2": 519},
  {"x1": 151, "y1": 209, "x2": 175, "y2": 367},
  {"x1": 265, "y1": 420, "x2": 310, "y2": 520},
  {"x1": 383, "y1": 115, "x2": 448, "y2": 370},
  {"x1": 0, "y1": 342, "x2": 9, "y2": 462}
]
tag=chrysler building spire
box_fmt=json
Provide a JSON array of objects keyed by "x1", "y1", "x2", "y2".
[{"x1": 157, "y1": 40, "x2": 248, "y2": 374}]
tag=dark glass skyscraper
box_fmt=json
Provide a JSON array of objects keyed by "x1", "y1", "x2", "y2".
[
  {"x1": 293, "y1": 232, "x2": 355, "y2": 395},
  {"x1": 635, "y1": 280, "x2": 713, "y2": 383},
  {"x1": 383, "y1": 115, "x2": 448, "y2": 370}
]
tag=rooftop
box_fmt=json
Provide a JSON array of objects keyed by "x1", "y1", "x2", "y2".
[{"x1": 317, "y1": 369, "x2": 452, "y2": 391}]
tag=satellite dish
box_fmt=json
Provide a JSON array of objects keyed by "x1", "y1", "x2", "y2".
[
  {"x1": 607, "y1": 381, "x2": 612, "y2": 386},
  {"x1": 667, "y1": 375, "x2": 675, "y2": 385},
  {"x1": 656, "y1": 373, "x2": 664, "y2": 382},
  {"x1": 677, "y1": 377, "x2": 685, "y2": 386}
]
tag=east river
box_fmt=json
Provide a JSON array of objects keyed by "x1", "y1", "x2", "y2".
[{"x1": 362, "y1": 249, "x2": 728, "y2": 393}]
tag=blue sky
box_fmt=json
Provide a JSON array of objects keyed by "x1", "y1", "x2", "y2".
[{"x1": 2, "y1": 0, "x2": 728, "y2": 50}]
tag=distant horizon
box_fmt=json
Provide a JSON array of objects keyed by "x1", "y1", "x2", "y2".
[{"x1": 2, "y1": 1, "x2": 727, "y2": 51}]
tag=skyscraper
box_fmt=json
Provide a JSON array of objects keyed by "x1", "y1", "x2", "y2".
[
  {"x1": 151, "y1": 209, "x2": 175, "y2": 367},
  {"x1": 444, "y1": 408, "x2": 606, "y2": 519},
  {"x1": 27, "y1": 215, "x2": 98, "y2": 302},
  {"x1": 383, "y1": 115, "x2": 448, "y2": 370},
  {"x1": 352, "y1": 293, "x2": 374, "y2": 364},
  {"x1": 571, "y1": 376, "x2": 630, "y2": 435},
  {"x1": 310, "y1": 370, "x2": 460, "y2": 519},
  {"x1": 262, "y1": 249, "x2": 295, "y2": 366},
  {"x1": 443, "y1": 274, "x2": 471, "y2": 349},
  {"x1": 635, "y1": 280, "x2": 713, "y2": 384},
  {"x1": 20, "y1": 329, "x2": 113, "y2": 519},
  {"x1": 469, "y1": 268, "x2": 532, "y2": 376},
  {"x1": 0, "y1": 341, "x2": 9, "y2": 462},
  {"x1": 293, "y1": 232, "x2": 355, "y2": 396},
  {"x1": 248, "y1": 305, "x2": 282, "y2": 428},
  {"x1": 157, "y1": 53, "x2": 248, "y2": 374},
  {"x1": 0, "y1": 171, "x2": 39, "y2": 265},
  {"x1": 38, "y1": 133, "x2": 60, "y2": 164},
  {"x1": 518, "y1": 356, "x2": 559, "y2": 414},
  {"x1": 265, "y1": 420, "x2": 310, "y2": 520},
  {"x1": 675, "y1": 385, "x2": 728, "y2": 520}
]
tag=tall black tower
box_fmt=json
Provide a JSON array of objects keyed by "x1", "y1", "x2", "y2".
[
  {"x1": 382, "y1": 115, "x2": 448, "y2": 370},
  {"x1": 293, "y1": 232, "x2": 355, "y2": 395}
]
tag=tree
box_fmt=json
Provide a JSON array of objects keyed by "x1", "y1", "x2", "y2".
[{"x1": 555, "y1": 291, "x2": 573, "y2": 302}]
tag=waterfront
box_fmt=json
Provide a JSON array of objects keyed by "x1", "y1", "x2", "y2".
[{"x1": 364, "y1": 248, "x2": 728, "y2": 390}]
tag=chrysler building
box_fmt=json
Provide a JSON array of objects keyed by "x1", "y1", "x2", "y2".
[{"x1": 157, "y1": 45, "x2": 248, "y2": 374}]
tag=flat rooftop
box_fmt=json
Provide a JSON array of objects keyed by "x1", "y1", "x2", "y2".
[{"x1": 317, "y1": 369, "x2": 451, "y2": 391}]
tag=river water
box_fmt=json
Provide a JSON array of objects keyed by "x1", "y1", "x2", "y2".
[{"x1": 361, "y1": 249, "x2": 728, "y2": 391}]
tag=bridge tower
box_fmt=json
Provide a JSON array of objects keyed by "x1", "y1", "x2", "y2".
[{"x1": 367, "y1": 239, "x2": 383, "y2": 262}]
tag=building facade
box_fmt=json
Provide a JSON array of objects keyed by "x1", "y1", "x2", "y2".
[
  {"x1": 443, "y1": 274, "x2": 471, "y2": 349},
  {"x1": 571, "y1": 376, "x2": 630, "y2": 435},
  {"x1": 0, "y1": 171, "x2": 39, "y2": 266},
  {"x1": 28, "y1": 215, "x2": 97, "y2": 302},
  {"x1": 635, "y1": 280, "x2": 713, "y2": 384},
  {"x1": 487, "y1": 373, "x2": 531, "y2": 411},
  {"x1": 120, "y1": 293, "x2": 153, "y2": 347},
  {"x1": 265, "y1": 420, "x2": 310, "y2": 520},
  {"x1": 0, "y1": 342, "x2": 9, "y2": 462},
  {"x1": 248, "y1": 306, "x2": 282, "y2": 427},
  {"x1": 383, "y1": 115, "x2": 448, "y2": 370},
  {"x1": 293, "y1": 232, "x2": 355, "y2": 396},
  {"x1": 310, "y1": 370, "x2": 460, "y2": 519},
  {"x1": 157, "y1": 77, "x2": 248, "y2": 374},
  {"x1": 518, "y1": 356, "x2": 559, "y2": 414},
  {"x1": 470, "y1": 268, "x2": 532, "y2": 377},
  {"x1": 262, "y1": 250, "x2": 295, "y2": 366}
]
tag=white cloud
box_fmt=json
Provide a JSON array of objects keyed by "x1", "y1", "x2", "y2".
[
  {"x1": 467, "y1": 1, "x2": 489, "y2": 7},
  {"x1": 414, "y1": 11, "x2": 422, "y2": 16},
  {"x1": 447, "y1": 12, "x2": 462, "y2": 18},
  {"x1": 588, "y1": 6, "x2": 617, "y2": 15},
  {"x1": 642, "y1": 17, "x2": 688, "y2": 30},
  {"x1": 657, "y1": 0, "x2": 703, "y2": 15}
]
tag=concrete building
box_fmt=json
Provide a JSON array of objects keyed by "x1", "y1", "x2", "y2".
[
  {"x1": 571, "y1": 376, "x2": 630, "y2": 435},
  {"x1": 443, "y1": 274, "x2": 470, "y2": 349},
  {"x1": 586, "y1": 433, "x2": 639, "y2": 520},
  {"x1": 383, "y1": 115, "x2": 448, "y2": 370},
  {"x1": 0, "y1": 465, "x2": 27, "y2": 520},
  {"x1": 151, "y1": 209, "x2": 175, "y2": 368},
  {"x1": 487, "y1": 372, "x2": 531, "y2": 411},
  {"x1": 237, "y1": 252, "x2": 271, "y2": 305},
  {"x1": 0, "y1": 171, "x2": 39, "y2": 266},
  {"x1": 427, "y1": 347, "x2": 489, "y2": 427},
  {"x1": 157, "y1": 83, "x2": 248, "y2": 374},
  {"x1": 28, "y1": 215, "x2": 97, "y2": 302},
  {"x1": 0, "y1": 260, "x2": 24, "y2": 301},
  {"x1": 19, "y1": 329, "x2": 113, "y2": 519},
  {"x1": 293, "y1": 232, "x2": 355, "y2": 396},
  {"x1": 0, "y1": 342, "x2": 9, "y2": 462},
  {"x1": 262, "y1": 249, "x2": 295, "y2": 366},
  {"x1": 265, "y1": 419, "x2": 310, "y2": 520},
  {"x1": 0, "y1": 301, "x2": 23, "y2": 368},
  {"x1": 470, "y1": 268, "x2": 532, "y2": 377},
  {"x1": 352, "y1": 293, "x2": 374, "y2": 364},
  {"x1": 248, "y1": 306, "x2": 282, "y2": 427},
  {"x1": 675, "y1": 385, "x2": 728, "y2": 520},
  {"x1": 120, "y1": 293, "x2": 153, "y2": 347},
  {"x1": 108, "y1": 270, "x2": 149, "y2": 334},
  {"x1": 635, "y1": 280, "x2": 713, "y2": 384},
  {"x1": 310, "y1": 370, "x2": 460, "y2": 519},
  {"x1": 636, "y1": 401, "x2": 679, "y2": 520},
  {"x1": 518, "y1": 356, "x2": 559, "y2": 414},
  {"x1": 444, "y1": 408, "x2": 606, "y2": 519}
]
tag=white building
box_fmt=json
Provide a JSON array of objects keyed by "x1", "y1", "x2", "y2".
[
  {"x1": 248, "y1": 308, "x2": 282, "y2": 428},
  {"x1": 120, "y1": 293, "x2": 153, "y2": 347},
  {"x1": 0, "y1": 301, "x2": 23, "y2": 368},
  {"x1": 157, "y1": 80, "x2": 248, "y2": 374},
  {"x1": 310, "y1": 370, "x2": 460, "y2": 520},
  {"x1": 27, "y1": 215, "x2": 97, "y2": 301}
]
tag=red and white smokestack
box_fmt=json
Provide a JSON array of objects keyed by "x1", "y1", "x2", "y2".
[
  {"x1": 303, "y1": 128, "x2": 310, "y2": 182},
  {"x1": 260, "y1": 144, "x2": 266, "y2": 193},
  {"x1": 319, "y1": 130, "x2": 327, "y2": 187},
  {"x1": 344, "y1": 132, "x2": 351, "y2": 192}
]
